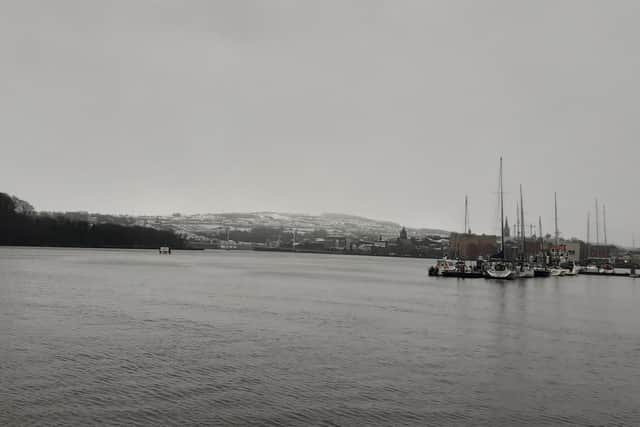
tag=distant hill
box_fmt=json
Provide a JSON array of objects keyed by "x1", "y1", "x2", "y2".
[
  {"x1": 135, "y1": 211, "x2": 451, "y2": 241},
  {"x1": 1, "y1": 191, "x2": 451, "y2": 243}
]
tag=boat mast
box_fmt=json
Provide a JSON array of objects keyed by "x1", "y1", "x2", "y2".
[
  {"x1": 520, "y1": 184, "x2": 525, "y2": 261},
  {"x1": 554, "y1": 192, "x2": 559, "y2": 246},
  {"x1": 539, "y1": 216, "x2": 543, "y2": 240},
  {"x1": 595, "y1": 199, "x2": 600, "y2": 244},
  {"x1": 603, "y1": 204, "x2": 607, "y2": 245},
  {"x1": 516, "y1": 202, "x2": 520, "y2": 245},
  {"x1": 539, "y1": 215, "x2": 544, "y2": 265},
  {"x1": 500, "y1": 157, "x2": 505, "y2": 259},
  {"x1": 587, "y1": 212, "x2": 591, "y2": 258},
  {"x1": 464, "y1": 195, "x2": 469, "y2": 234}
]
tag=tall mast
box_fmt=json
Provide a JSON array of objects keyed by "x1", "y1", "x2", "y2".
[
  {"x1": 554, "y1": 192, "x2": 559, "y2": 246},
  {"x1": 539, "y1": 216, "x2": 543, "y2": 240},
  {"x1": 500, "y1": 157, "x2": 505, "y2": 258},
  {"x1": 520, "y1": 184, "x2": 525, "y2": 260},
  {"x1": 595, "y1": 199, "x2": 599, "y2": 244},
  {"x1": 516, "y1": 202, "x2": 520, "y2": 243},
  {"x1": 539, "y1": 215, "x2": 544, "y2": 256},
  {"x1": 464, "y1": 195, "x2": 469, "y2": 234},
  {"x1": 603, "y1": 204, "x2": 607, "y2": 245},
  {"x1": 587, "y1": 212, "x2": 591, "y2": 259}
]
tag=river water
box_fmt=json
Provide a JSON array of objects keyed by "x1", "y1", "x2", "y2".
[{"x1": 1, "y1": 247, "x2": 639, "y2": 426}]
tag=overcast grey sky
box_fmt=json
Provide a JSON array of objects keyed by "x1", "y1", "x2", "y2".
[{"x1": 1, "y1": 1, "x2": 639, "y2": 243}]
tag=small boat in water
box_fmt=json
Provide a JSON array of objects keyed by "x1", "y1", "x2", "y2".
[
  {"x1": 533, "y1": 266, "x2": 551, "y2": 277},
  {"x1": 549, "y1": 262, "x2": 576, "y2": 277},
  {"x1": 428, "y1": 258, "x2": 457, "y2": 276},
  {"x1": 580, "y1": 265, "x2": 599, "y2": 274},
  {"x1": 599, "y1": 263, "x2": 615, "y2": 274},
  {"x1": 485, "y1": 262, "x2": 514, "y2": 279},
  {"x1": 441, "y1": 260, "x2": 485, "y2": 278},
  {"x1": 514, "y1": 263, "x2": 534, "y2": 278},
  {"x1": 442, "y1": 270, "x2": 485, "y2": 278},
  {"x1": 560, "y1": 262, "x2": 578, "y2": 276},
  {"x1": 579, "y1": 263, "x2": 629, "y2": 276}
]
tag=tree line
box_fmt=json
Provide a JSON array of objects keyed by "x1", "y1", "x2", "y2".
[{"x1": 0, "y1": 193, "x2": 186, "y2": 249}]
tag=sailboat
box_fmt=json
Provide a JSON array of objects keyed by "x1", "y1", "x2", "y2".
[
  {"x1": 533, "y1": 216, "x2": 551, "y2": 277},
  {"x1": 514, "y1": 184, "x2": 534, "y2": 278},
  {"x1": 546, "y1": 192, "x2": 576, "y2": 276},
  {"x1": 548, "y1": 193, "x2": 565, "y2": 276},
  {"x1": 485, "y1": 157, "x2": 514, "y2": 280},
  {"x1": 439, "y1": 195, "x2": 485, "y2": 278}
]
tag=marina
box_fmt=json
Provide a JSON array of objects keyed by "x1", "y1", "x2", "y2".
[{"x1": 430, "y1": 157, "x2": 640, "y2": 280}]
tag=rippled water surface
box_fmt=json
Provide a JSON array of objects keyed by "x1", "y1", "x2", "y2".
[{"x1": 1, "y1": 247, "x2": 639, "y2": 426}]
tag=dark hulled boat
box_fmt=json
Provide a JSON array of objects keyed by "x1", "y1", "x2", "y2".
[
  {"x1": 533, "y1": 267, "x2": 551, "y2": 278},
  {"x1": 441, "y1": 270, "x2": 485, "y2": 278}
]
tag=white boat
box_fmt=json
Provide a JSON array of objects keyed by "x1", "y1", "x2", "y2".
[
  {"x1": 599, "y1": 264, "x2": 615, "y2": 274},
  {"x1": 514, "y1": 263, "x2": 534, "y2": 278},
  {"x1": 553, "y1": 262, "x2": 577, "y2": 276},
  {"x1": 563, "y1": 263, "x2": 578, "y2": 276},
  {"x1": 428, "y1": 258, "x2": 457, "y2": 276},
  {"x1": 486, "y1": 262, "x2": 514, "y2": 279},
  {"x1": 580, "y1": 265, "x2": 599, "y2": 274},
  {"x1": 550, "y1": 267, "x2": 565, "y2": 276}
]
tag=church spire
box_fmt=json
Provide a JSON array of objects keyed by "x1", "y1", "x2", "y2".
[
  {"x1": 504, "y1": 217, "x2": 511, "y2": 237},
  {"x1": 399, "y1": 227, "x2": 408, "y2": 240}
]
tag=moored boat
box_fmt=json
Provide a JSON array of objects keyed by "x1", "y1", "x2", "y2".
[
  {"x1": 441, "y1": 260, "x2": 485, "y2": 278},
  {"x1": 560, "y1": 261, "x2": 578, "y2": 276},
  {"x1": 442, "y1": 270, "x2": 485, "y2": 278},
  {"x1": 549, "y1": 267, "x2": 565, "y2": 276},
  {"x1": 428, "y1": 258, "x2": 457, "y2": 276},
  {"x1": 533, "y1": 267, "x2": 551, "y2": 277},
  {"x1": 599, "y1": 263, "x2": 615, "y2": 274},
  {"x1": 579, "y1": 264, "x2": 599, "y2": 274},
  {"x1": 514, "y1": 263, "x2": 534, "y2": 278},
  {"x1": 485, "y1": 262, "x2": 514, "y2": 279},
  {"x1": 484, "y1": 158, "x2": 514, "y2": 280}
]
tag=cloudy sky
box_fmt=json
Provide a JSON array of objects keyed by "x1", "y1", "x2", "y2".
[{"x1": 2, "y1": 1, "x2": 639, "y2": 243}]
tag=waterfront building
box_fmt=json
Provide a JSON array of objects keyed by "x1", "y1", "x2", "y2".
[
  {"x1": 549, "y1": 242, "x2": 583, "y2": 262},
  {"x1": 218, "y1": 240, "x2": 238, "y2": 250},
  {"x1": 449, "y1": 233, "x2": 498, "y2": 259},
  {"x1": 587, "y1": 244, "x2": 613, "y2": 259},
  {"x1": 326, "y1": 235, "x2": 348, "y2": 250}
]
